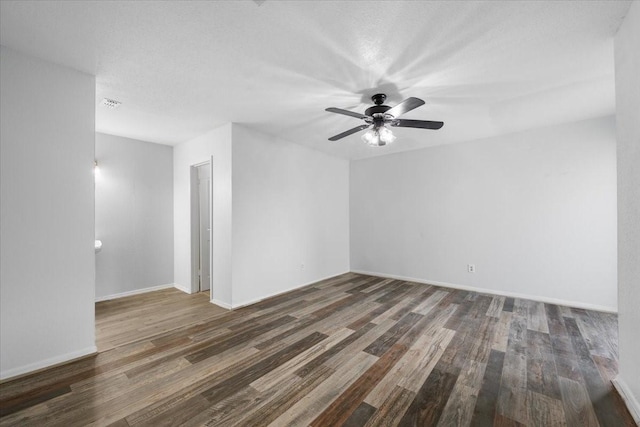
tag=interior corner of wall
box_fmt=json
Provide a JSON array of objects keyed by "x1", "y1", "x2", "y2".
[{"x1": 173, "y1": 283, "x2": 191, "y2": 294}]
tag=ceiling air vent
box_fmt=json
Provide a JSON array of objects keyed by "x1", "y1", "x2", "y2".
[{"x1": 101, "y1": 98, "x2": 122, "y2": 109}]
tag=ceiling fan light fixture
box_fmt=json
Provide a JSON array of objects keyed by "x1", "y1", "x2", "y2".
[
  {"x1": 379, "y1": 126, "x2": 396, "y2": 144},
  {"x1": 362, "y1": 126, "x2": 396, "y2": 147}
]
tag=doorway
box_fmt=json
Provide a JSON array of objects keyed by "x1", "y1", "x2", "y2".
[{"x1": 191, "y1": 161, "x2": 212, "y2": 295}]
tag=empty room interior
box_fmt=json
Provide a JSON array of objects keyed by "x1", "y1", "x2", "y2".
[{"x1": 1, "y1": 1, "x2": 639, "y2": 426}]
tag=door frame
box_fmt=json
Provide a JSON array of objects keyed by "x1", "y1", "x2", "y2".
[{"x1": 190, "y1": 160, "x2": 213, "y2": 295}]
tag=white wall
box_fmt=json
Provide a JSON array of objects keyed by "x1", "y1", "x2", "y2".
[
  {"x1": 95, "y1": 133, "x2": 173, "y2": 300},
  {"x1": 0, "y1": 47, "x2": 96, "y2": 379},
  {"x1": 350, "y1": 117, "x2": 618, "y2": 311},
  {"x1": 614, "y1": 0, "x2": 640, "y2": 419},
  {"x1": 231, "y1": 125, "x2": 350, "y2": 307},
  {"x1": 173, "y1": 124, "x2": 233, "y2": 305}
]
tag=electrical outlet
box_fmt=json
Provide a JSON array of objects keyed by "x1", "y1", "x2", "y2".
[{"x1": 467, "y1": 264, "x2": 475, "y2": 273}]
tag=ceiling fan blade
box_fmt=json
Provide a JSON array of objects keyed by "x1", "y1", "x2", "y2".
[
  {"x1": 326, "y1": 107, "x2": 368, "y2": 120},
  {"x1": 385, "y1": 97, "x2": 426, "y2": 118},
  {"x1": 328, "y1": 124, "x2": 370, "y2": 141},
  {"x1": 391, "y1": 119, "x2": 444, "y2": 130}
]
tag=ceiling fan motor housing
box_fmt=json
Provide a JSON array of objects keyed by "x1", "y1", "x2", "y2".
[
  {"x1": 365, "y1": 95, "x2": 391, "y2": 123},
  {"x1": 365, "y1": 94, "x2": 392, "y2": 127},
  {"x1": 365, "y1": 104, "x2": 391, "y2": 116}
]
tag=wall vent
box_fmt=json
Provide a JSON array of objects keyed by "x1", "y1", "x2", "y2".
[{"x1": 101, "y1": 98, "x2": 122, "y2": 109}]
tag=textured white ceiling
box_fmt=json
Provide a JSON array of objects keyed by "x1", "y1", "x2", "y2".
[{"x1": 0, "y1": 1, "x2": 631, "y2": 159}]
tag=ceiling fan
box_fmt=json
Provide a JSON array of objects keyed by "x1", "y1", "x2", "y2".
[{"x1": 326, "y1": 93, "x2": 444, "y2": 146}]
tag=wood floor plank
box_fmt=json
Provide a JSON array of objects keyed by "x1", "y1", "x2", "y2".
[
  {"x1": 502, "y1": 297, "x2": 515, "y2": 313},
  {"x1": 249, "y1": 328, "x2": 353, "y2": 392},
  {"x1": 343, "y1": 402, "x2": 377, "y2": 427},
  {"x1": 592, "y1": 354, "x2": 618, "y2": 385},
  {"x1": 55, "y1": 344, "x2": 262, "y2": 426},
  {"x1": 487, "y1": 296, "x2": 506, "y2": 318},
  {"x1": 229, "y1": 365, "x2": 334, "y2": 427},
  {"x1": 589, "y1": 311, "x2": 619, "y2": 359},
  {"x1": 558, "y1": 376, "x2": 599, "y2": 427},
  {"x1": 316, "y1": 301, "x2": 383, "y2": 336},
  {"x1": 373, "y1": 281, "x2": 411, "y2": 305},
  {"x1": 310, "y1": 342, "x2": 409, "y2": 426},
  {"x1": 526, "y1": 300, "x2": 550, "y2": 334},
  {"x1": 557, "y1": 305, "x2": 574, "y2": 318},
  {"x1": 0, "y1": 272, "x2": 634, "y2": 427},
  {"x1": 544, "y1": 303, "x2": 583, "y2": 382},
  {"x1": 437, "y1": 384, "x2": 479, "y2": 427},
  {"x1": 322, "y1": 319, "x2": 397, "y2": 372},
  {"x1": 364, "y1": 385, "x2": 415, "y2": 427},
  {"x1": 365, "y1": 318, "x2": 455, "y2": 407},
  {"x1": 184, "y1": 315, "x2": 297, "y2": 364},
  {"x1": 269, "y1": 351, "x2": 378, "y2": 426},
  {"x1": 363, "y1": 312, "x2": 423, "y2": 357},
  {"x1": 375, "y1": 285, "x2": 434, "y2": 323},
  {"x1": 126, "y1": 331, "x2": 329, "y2": 426},
  {"x1": 563, "y1": 316, "x2": 636, "y2": 427},
  {"x1": 348, "y1": 303, "x2": 396, "y2": 331},
  {"x1": 573, "y1": 309, "x2": 617, "y2": 361},
  {"x1": 178, "y1": 384, "x2": 264, "y2": 427},
  {"x1": 465, "y1": 314, "x2": 499, "y2": 365},
  {"x1": 472, "y1": 349, "x2": 506, "y2": 426},
  {"x1": 200, "y1": 331, "x2": 328, "y2": 404},
  {"x1": 95, "y1": 318, "x2": 328, "y2": 426},
  {"x1": 526, "y1": 390, "x2": 566, "y2": 427},
  {"x1": 492, "y1": 311, "x2": 513, "y2": 352},
  {"x1": 443, "y1": 297, "x2": 474, "y2": 331},
  {"x1": 440, "y1": 358, "x2": 488, "y2": 426},
  {"x1": 396, "y1": 368, "x2": 458, "y2": 427},
  {"x1": 294, "y1": 322, "x2": 377, "y2": 377},
  {"x1": 0, "y1": 385, "x2": 72, "y2": 419},
  {"x1": 346, "y1": 277, "x2": 390, "y2": 294},
  {"x1": 497, "y1": 313, "x2": 528, "y2": 425},
  {"x1": 494, "y1": 413, "x2": 527, "y2": 426},
  {"x1": 526, "y1": 330, "x2": 561, "y2": 399},
  {"x1": 410, "y1": 289, "x2": 449, "y2": 316},
  {"x1": 361, "y1": 279, "x2": 395, "y2": 294}
]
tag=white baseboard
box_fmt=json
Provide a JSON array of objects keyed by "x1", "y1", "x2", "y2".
[
  {"x1": 211, "y1": 298, "x2": 232, "y2": 309},
  {"x1": 612, "y1": 376, "x2": 640, "y2": 424},
  {"x1": 173, "y1": 283, "x2": 192, "y2": 294},
  {"x1": 223, "y1": 271, "x2": 351, "y2": 310},
  {"x1": 350, "y1": 270, "x2": 617, "y2": 313},
  {"x1": 95, "y1": 283, "x2": 176, "y2": 302},
  {"x1": 0, "y1": 345, "x2": 97, "y2": 381}
]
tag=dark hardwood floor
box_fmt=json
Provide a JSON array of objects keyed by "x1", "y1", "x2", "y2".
[{"x1": 0, "y1": 273, "x2": 635, "y2": 426}]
